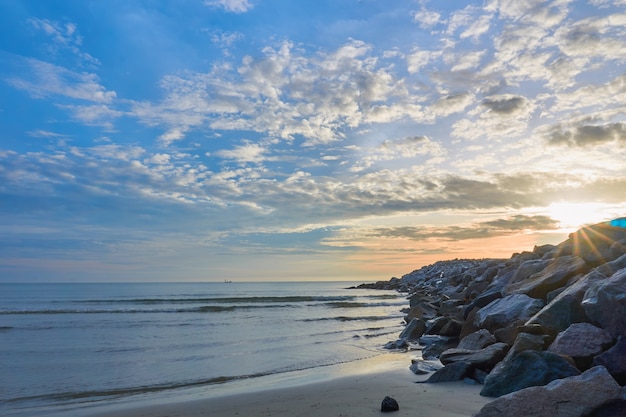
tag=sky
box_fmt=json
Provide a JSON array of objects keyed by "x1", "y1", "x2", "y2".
[{"x1": 1, "y1": 0, "x2": 625, "y2": 283}]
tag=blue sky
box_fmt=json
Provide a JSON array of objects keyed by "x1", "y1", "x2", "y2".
[{"x1": 1, "y1": 0, "x2": 625, "y2": 282}]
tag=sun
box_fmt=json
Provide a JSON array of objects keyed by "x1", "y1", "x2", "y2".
[{"x1": 547, "y1": 202, "x2": 609, "y2": 230}]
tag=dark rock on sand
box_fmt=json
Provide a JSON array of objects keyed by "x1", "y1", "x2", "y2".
[
  {"x1": 475, "y1": 366, "x2": 624, "y2": 417},
  {"x1": 439, "y1": 342, "x2": 509, "y2": 371},
  {"x1": 480, "y1": 350, "x2": 580, "y2": 397},
  {"x1": 423, "y1": 361, "x2": 472, "y2": 383},
  {"x1": 409, "y1": 359, "x2": 443, "y2": 375},
  {"x1": 399, "y1": 318, "x2": 426, "y2": 341},
  {"x1": 380, "y1": 396, "x2": 399, "y2": 412}
]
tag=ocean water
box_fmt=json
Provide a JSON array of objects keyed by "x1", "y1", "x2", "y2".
[{"x1": 0, "y1": 282, "x2": 406, "y2": 416}]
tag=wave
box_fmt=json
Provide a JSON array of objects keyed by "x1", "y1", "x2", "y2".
[
  {"x1": 299, "y1": 315, "x2": 397, "y2": 322},
  {"x1": 72, "y1": 295, "x2": 357, "y2": 305},
  {"x1": 0, "y1": 304, "x2": 290, "y2": 315}
]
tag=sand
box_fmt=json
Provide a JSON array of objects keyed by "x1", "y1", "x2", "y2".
[{"x1": 85, "y1": 353, "x2": 494, "y2": 417}]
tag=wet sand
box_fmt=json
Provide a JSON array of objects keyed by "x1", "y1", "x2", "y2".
[{"x1": 86, "y1": 353, "x2": 493, "y2": 417}]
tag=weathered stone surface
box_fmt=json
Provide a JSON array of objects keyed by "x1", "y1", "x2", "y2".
[
  {"x1": 480, "y1": 350, "x2": 580, "y2": 397},
  {"x1": 582, "y1": 267, "x2": 626, "y2": 339},
  {"x1": 399, "y1": 318, "x2": 426, "y2": 341},
  {"x1": 476, "y1": 366, "x2": 624, "y2": 417},
  {"x1": 505, "y1": 255, "x2": 589, "y2": 300},
  {"x1": 439, "y1": 319, "x2": 463, "y2": 337},
  {"x1": 457, "y1": 329, "x2": 496, "y2": 350},
  {"x1": 419, "y1": 335, "x2": 457, "y2": 360},
  {"x1": 592, "y1": 336, "x2": 626, "y2": 385},
  {"x1": 582, "y1": 398, "x2": 626, "y2": 417},
  {"x1": 404, "y1": 301, "x2": 438, "y2": 322},
  {"x1": 439, "y1": 342, "x2": 508, "y2": 371},
  {"x1": 505, "y1": 332, "x2": 546, "y2": 360},
  {"x1": 423, "y1": 361, "x2": 472, "y2": 383},
  {"x1": 525, "y1": 269, "x2": 605, "y2": 335},
  {"x1": 507, "y1": 259, "x2": 552, "y2": 287},
  {"x1": 548, "y1": 323, "x2": 613, "y2": 360},
  {"x1": 569, "y1": 222, "x2": 626, "y2": 265},
  {"x1": 409, "y1": 359, "x2": 443, "y2": 375},
  {"x1": 475, "y1": 294, "x2": 544, "y2": 333},
  {"x1": 383, "y1": 339, "x2": 408, "y2": 350},
  {"x1": 381, "y1": 396, "x2": 399, "y2": 412}
]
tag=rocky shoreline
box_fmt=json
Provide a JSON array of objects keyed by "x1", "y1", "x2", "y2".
[{"x1": 356, "y1": 219, "x2": 626, "y2": 416}]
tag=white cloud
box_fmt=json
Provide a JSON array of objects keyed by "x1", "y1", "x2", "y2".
[
  {"x1": 8, "y1": 58, "x2": 115, "y2": 103},
  {"x1": 412, "y1": 8, "x2": 441, "y2": 29},
  {"x1": 215, "y1": 142, "x2": 267, "y2": 164},
  {"x1": 27, "y1": 17, "x2": 100, "y2": 66},
  {"x1": 204, "y1": 0, "x2": 254, "y2": 13}
]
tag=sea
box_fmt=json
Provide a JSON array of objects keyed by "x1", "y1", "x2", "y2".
[{"x1": 0, "y1": 281, "x2": 407, "y2": 416}]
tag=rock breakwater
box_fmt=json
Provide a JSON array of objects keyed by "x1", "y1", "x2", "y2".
[{"x1": 357, "y1": 219, "x2": 626, "y2": 416}]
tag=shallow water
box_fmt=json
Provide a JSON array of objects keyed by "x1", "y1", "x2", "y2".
[{"x1": 0, "y1": 282, "x2": 405, "y2": 416}]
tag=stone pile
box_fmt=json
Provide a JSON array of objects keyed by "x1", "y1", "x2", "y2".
[{"x1": 358, "y1": 219, "x2": 626, "y2": 416}]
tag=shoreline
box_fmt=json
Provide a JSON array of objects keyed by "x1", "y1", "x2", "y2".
[{"x1": 81, "y1": 352, "x2": 493, "y2": 417}]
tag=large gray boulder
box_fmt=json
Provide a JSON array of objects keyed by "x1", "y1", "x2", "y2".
[
  {"x1": 548, "y1": 323, "x2": 613, "y2": 366},
  {"x1": 567, "y1": 222, "x2": 626, "y2": 265},
  {"x1": 592, "y1": 336, "x2": 626, "y2": 385},
  {"x1": 582, "y1": 267, "x2": 626, "y2": 339},
  {"x1": 439, "y1": 342, "x2": 509, "y2": 371},
  {"x1": 505, "y1": 255, "x2": 588, "y2": 300},
  {"x1": 480, "y1": 350, "x2": 580, "y2": 397},
  {"x1": 525, "y1": 269, "x2": 605, "y2": 335},
  {"x1": 457, "y1": 329, "x2": 497, "y2": 350},
  {"x1": 475, "y1": 294, "x2": 544, "y2": 333},
  {"x1": 399, "y1": 318, "x2": 426, "y2": 341},
  {"x1": 475, "y1": 366, "x2": 624, "y2": 417}
]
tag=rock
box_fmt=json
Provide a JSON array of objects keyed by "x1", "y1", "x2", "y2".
[
  {"x1": 438, "y1": 319, "x2": 463, "y2": 337},
  {"x1": 582, "y1": 398, "x2": 626, "y2": 417},
  {"x1": 507, "y1": 259, "x2": 552, "y2": 287},
  {"x1": 548, "y1": 323, "x2": 613, "y2": 369},
  {"x1": 569, "y1": 221, "x2": 626, "y2": 265},
  {"x1": 399, "y1": 318, "x2": 426, "y2": 341},
  {"x1": 525, "y1": 269, "x2": 605, "y2": 335},
  {"x1": 425, "y1": 316, "x2": 450, "y2": 335},
  {"x1": 480, "y1": 350, "x2": 580, "y2": 397},
  {"x1": 381, "y1": 396, "x2": 399, "y2": 412},
  {"x1": 592, "y1": 335, "x2": 626, "y2": 385},
  {"x1": 582, "y1": 267, "x2": 626, "y2": 339},
  {"x1": 505, "y1": 255, "x2": 589, "y2": 300},
  {"x1": 475, "y1": 366, "x2": 624, "y2": 417},
  {"x1": 423, "y1": 361, "x2": 472, "y2": 383},
  {"x1": 475, "y1": 294, "x2": 544, "y2": 333},
  {"x1": 419, "y1": 335, "x2": 457, "y2": 359},
  {"x1": 383, "y1": 339, "x2": 408, "y2": 350},
  {"x1": 439, "y1": 342, "x2": 509, "y2": 371},
  {"x1": 404, "y1": 301, "x2": 438, "y2": 322},
  {"x1": 409, "y1": 359, "x2": 443, "y2": 375},
  {"x1": 457, "y1": 329, "x2": 497, "y2": 350}
]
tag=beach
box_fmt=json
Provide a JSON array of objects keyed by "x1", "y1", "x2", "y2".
[{"x1": 86, "y1": 354, "x2": 494, "y2": 417}]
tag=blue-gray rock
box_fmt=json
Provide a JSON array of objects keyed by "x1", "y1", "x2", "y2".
[
  {"x1": 505, "y1": 255, "x2": 588, "y2": 300},
  {"x1": 439, "y1": 342, "x2": 509, "y2": 371},
  {"x1": 475, "y1": 366, "x2": 623, "y2": 417},
  {"x1": 475, "y1": 294, "x2": 544, "y2": 333},
  {"x1": 592, "y1": 335, "x2": 626, "y2": 385},
  {"x1": 457, "y1": 329, "x2": 497, "y2": 350},
  {"x1": 480, "y1": 350, "x2": 580, "y2": 397},
  {"x1": 548, "y1": 323, "x2": 613, "y2": 360},
  {"x1": 582, "y1": 267, "x2": 626, "y2": 339},
  {"x1": 399, "y1": 318, "x2": 426, "y2": 341},
  {"x1": 423, "y1": 361, "x2": 472, "y2": 383},
  {"x1": 525, "y1": 269, "x2": 605, "y2": 335}
]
